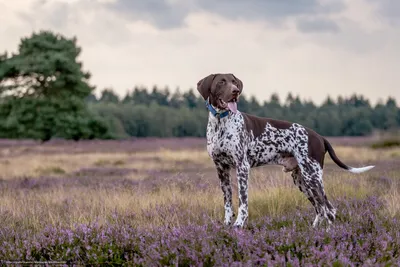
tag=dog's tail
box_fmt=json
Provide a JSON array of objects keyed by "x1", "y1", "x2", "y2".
[{"x1": 323, "y1": 138, "x2": 375, "y2": 173}]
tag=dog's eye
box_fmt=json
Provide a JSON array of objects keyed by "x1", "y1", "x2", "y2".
[
  {"x1": 232, "y1": 80, "x2": 237, "y2": 85},
  {"x1": 218, "y1": 80, "x2": 225, "y2": 85}
]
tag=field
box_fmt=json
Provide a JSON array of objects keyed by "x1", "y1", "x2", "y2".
[{"x1": 0, "y1": 137, "x2": 400, "y2": 265}]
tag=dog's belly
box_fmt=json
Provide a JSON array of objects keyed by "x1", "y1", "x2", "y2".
[
  {"x1": 247, "y1": 143, "x2": 294, "y2": 168},
  {"x1": 249, "y1": 150, "x2": 283, "y2": 167}
]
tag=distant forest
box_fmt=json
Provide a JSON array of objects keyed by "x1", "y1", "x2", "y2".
[
  {"x1": 88, "y1": 87, "x2": 400, "y2": 138},
  {"x1": 1, "y1": 30, "x2": 399, "y2": 141}
]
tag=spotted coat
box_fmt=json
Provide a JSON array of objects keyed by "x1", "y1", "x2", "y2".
[{"x1": 206, "y1": 111, "x2": 336, "y2": 228}]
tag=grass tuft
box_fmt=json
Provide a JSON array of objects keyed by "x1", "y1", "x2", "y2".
[
  {"x1": 35, "y1": 166, "x2": 66, "y2": 175},
  {"x1": 371, "y1": 138, "x2": 400, "y2": 149}
]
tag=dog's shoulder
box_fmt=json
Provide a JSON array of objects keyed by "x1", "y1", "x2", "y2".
[{"x1": 240, "y1": 112, "x2": 293, "y2": 138}]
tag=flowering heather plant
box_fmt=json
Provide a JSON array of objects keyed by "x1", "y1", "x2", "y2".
[
  {"x1": 1, "y1": 197, "x2": 400, "y2": 266},
  {"x1": 1, "y1": 139, "x2": 399, "y2": 265}
]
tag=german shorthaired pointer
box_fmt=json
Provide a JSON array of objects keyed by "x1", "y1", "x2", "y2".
[{"x1": 197, "y1": 73, "x2": 375, "y2": 228}]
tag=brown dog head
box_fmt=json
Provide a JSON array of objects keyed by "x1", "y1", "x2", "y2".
[{"x1": 197, "y1": 73, "x2": 243, "y2": 113}]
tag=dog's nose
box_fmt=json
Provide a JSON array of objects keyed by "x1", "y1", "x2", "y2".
[{"x1": 232, "y1": 87, "x2": 240, "y2": 95}]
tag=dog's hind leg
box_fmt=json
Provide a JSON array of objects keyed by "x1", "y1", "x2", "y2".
[
  {"x1": 291, "y1": 168, "x2": 324, "y2": 227},
  {"x1": 291, "y1": 164, "x2": 336, "y2": 227},
  {"x1": 290, "y1": 125, "x2": 336, "y2": 227}
]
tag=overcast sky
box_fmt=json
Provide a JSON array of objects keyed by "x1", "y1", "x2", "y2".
[{"x1": 1, "y1": 0, "x2": 399, "y2": 105}]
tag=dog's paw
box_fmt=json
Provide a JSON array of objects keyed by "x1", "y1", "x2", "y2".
[
  {"x1": 223, "y1": 220, "x2": 232, "y2": 226},
  {"x1": 232, "y1": 219, "x2": 246, "y2": 228},
  {"x1": 232, "y1": 223, "x2": 243, "y2": 229}
]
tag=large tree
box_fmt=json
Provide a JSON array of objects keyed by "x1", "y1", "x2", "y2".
[
  {"x1": 0, "y1": 30, "x2": 111, "y2": 141},
  {"x1": 0, "y1": 31, "x2": 93, "y2": 98}
]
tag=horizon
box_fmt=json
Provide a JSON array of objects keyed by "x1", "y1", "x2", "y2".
[
  {"x1": 94, "y1": 84, "x2": 398, "y2": 107},
  {"x1": 1, "y1": 0, "x2": 399, "y2": 106}
]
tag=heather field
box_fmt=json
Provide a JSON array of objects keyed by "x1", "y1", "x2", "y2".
[{"x1": 0, "y1": 137, "x2": 400, "y2": 266}]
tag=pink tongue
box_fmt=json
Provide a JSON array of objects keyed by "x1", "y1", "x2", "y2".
[{"x1": 227, "y1": 102, "x2": 238, "y2": 113}]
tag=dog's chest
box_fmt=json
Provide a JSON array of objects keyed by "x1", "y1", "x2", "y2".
[{"x1": 206, "y1": 114, "x2": 245, "y2": 164}]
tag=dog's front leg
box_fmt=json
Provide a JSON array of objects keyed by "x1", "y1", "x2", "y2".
[
  {"x1": 233, "y1": 159, "x2": 250, "y2": 228},
  {"x1": 215, "y1": 162, "x2": 234, "y2": 225}
]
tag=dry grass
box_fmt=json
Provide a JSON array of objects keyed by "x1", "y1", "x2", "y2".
[
  {"x1": 324, "y1": 146, "x2": 400, "y2": 164},
  {"x1": 0, "y1": 141, "x2": 399, "y2": 232},
  {"x1": 0, "y1": 151, "x2": 208, "y2": 179},
  {"x1": 0, "y1": 167, "x2": 381, "y2": 232},
  {"x1": 138, "y1": 148, "x2": 211, "y2": 163},
  {"x1": 0, "y1": 185, "x2": 223, "y2": 231},
  {"x1": 0, "y1": 172, "x2": 379, "y2": 232},
  {"x1": 0, "y1": 153, "x2": 128, "y2": 178},
  {"x1": 382, "y1": 180, "x2": 400, "y2": 217},
  {"x1": 1, "y1": 145, "x2": 398, "y2": 179}
]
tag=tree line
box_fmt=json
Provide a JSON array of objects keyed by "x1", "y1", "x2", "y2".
[
  {"x1": 1, "y1": 30, "x2": 399, "y2": 141},
  {"x1": 88, "y1": 86, "x2": 400, "y2": 138}
]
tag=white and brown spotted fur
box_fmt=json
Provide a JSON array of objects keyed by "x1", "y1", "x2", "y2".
[{"x1": 198, "y1": 73, "x2": 375, "y2": 228}]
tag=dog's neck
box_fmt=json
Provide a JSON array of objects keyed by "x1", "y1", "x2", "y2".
[
  {"x1": 207, "y1": 105, "x2": 241, "y2": 129},
  {"x1": 205, "y1": 100, "x2": 230, "y2": 119}
]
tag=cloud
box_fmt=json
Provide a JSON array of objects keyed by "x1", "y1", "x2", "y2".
[
  {"x1": 196, "y1": 0, "x2": 344, "y2": 21},
  {"x1": 296, "y1": 18, "x2": 340, "y2": 33},
  {"x1": 107, "y1": 0, "x2": 346, "y2": 30},
  {"x1": 107, "y1": 0, "x2": 193, "y2": 29},
  {"x1": 19, "y1": 0, "x2": 135, "y2": 46},
  {"x1": 18, "y1": 1, "x2": 70, "y2": 29},
  {"x1": 0, "y1": 0, "x2": 399, "y2": 105},
  {"x1": 368, "y1": 0, "x2": 400, "y2": 26}
]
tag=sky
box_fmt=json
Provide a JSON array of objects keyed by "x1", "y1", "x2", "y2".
[{"x1": 1, "y1": 0, "x2": 399, "y2": 105}]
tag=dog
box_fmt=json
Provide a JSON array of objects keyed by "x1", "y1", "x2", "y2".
[{"x1": 197, "y1": 73, "x2": 375, "y2": 228}]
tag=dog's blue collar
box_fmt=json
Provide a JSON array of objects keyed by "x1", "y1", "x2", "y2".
[{"x1": 205, "y1": 101, "x2": 230, "y2": 118}]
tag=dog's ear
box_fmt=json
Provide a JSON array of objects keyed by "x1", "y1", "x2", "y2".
[
  {"x1": 197, "y1": 74, "x2": 216, "y2": 100},
  {"x1": 232, "y1": 74, "x2": 243, "y2": 94}
]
